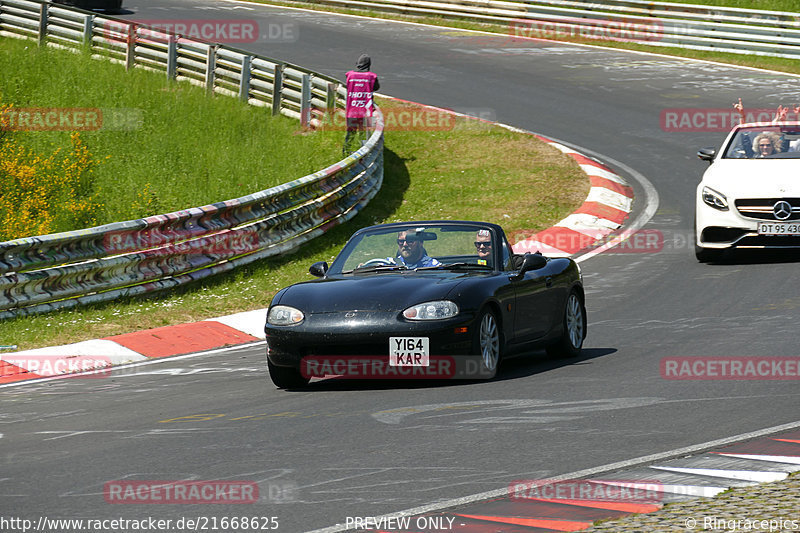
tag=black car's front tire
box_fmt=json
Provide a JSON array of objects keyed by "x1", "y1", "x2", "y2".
[
  {"x1": 474, "y1": 308, "x2": 502, "y2": 373},
  {"x1": 268, "y1": 359, "x2": 310, "y2": 389},
  {"x1": 546, "y1": 290, "x2": 586, "y2": 358}
]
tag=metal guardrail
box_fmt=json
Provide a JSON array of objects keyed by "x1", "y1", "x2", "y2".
[
  {"x1": 0, "y1": 0, "x2": 384, "y2": 319},
  {"x1": 301, "y1": 0, "x2": 800, "y2": 59},
  {"x1": 0, "y1": 0, "x2": 345, "y2": 122}
]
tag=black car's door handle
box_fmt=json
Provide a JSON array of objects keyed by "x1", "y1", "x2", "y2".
[{"x1": 545, "y1": 276, "x2": 553, "y2": 288}]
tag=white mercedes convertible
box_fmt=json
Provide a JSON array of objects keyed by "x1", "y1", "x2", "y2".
[{"x1": 695, "y1": 122, "x2": 800, "y2": 262}]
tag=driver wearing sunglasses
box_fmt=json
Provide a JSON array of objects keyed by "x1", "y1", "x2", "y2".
[
  {"x1": 475, "y1": 229, "x2": 492, "y2": 265},
  {"x1": 396, "y1": 231, "x2": 441, "y2": 268}
]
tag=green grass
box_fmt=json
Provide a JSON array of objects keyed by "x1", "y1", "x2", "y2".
[
  {"x1": 0, "y1": 44, "x2": 587, "y2": 350},
  {"x1": 245, "y1": 0, "x2": 800, "y2": 76},
  {"x1": 0, "y1": 36, "x2": 344, "y2": 232},
  {"x1": 656, "y1": 0, "x2": 798, "y2": 10}
]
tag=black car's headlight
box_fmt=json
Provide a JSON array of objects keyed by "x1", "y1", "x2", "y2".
[
  {"x1": 403, "y1": 300, "x2": 459, "y2": 320},
  {"x1": 268, "y1": 305, "x2": 305, "y2": 325},
  {"x1": 701, "y1": 186, "x2": 728, "y2": 211}
]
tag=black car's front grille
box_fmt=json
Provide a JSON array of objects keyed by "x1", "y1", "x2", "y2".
[
  {"x1": 735, "y1": 198, "x2": 800, "y2": 220},
  {"x1": 301, "y1": 344, "x2": 389, "y2": 357}
]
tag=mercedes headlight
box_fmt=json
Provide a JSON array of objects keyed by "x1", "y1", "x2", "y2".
[
  {"x1": 701, "y1": 186, "x2": 728, "y2": 211},
  {"x1": 403, "y1": 301, "x2": 459, "y2": 320}
]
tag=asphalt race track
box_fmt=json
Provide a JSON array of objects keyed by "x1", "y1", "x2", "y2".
[{"x1": 2, "y1": 1, "x2": 800, "y2": 531}]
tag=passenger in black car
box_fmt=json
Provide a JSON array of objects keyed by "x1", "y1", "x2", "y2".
[{"x1": 474, "y1": 229, "x2": 492, "y2": 265}]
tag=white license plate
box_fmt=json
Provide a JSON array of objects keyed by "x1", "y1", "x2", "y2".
[
  {"x1": 389, "y1": 337, "x2": 429, "y2": 366},
  {"x1": 757, "y1": 222, "x2": 800, "y2": 235}
]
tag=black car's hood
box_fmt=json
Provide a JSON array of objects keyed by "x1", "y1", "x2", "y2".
[{"x1": 276, "y1": 271, "x2": 487, "y2": 312}]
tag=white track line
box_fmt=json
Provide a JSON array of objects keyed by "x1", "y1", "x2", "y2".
[{"x1": 306, "y1": 419, "x2": 800, "y2": 533}]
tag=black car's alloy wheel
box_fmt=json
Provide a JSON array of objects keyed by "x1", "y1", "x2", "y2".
[
  {"x1": 476, "y1": 309, "x2": 501, "y2": 372},
  {"x1": 546, "y1": 291, "x2": 585, "y2": 358},
  {"x1": 268, "y1": 360, "x2": 310, "y2": 389}
]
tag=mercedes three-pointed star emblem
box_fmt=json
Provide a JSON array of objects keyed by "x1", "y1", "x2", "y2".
[{"x1": 773, "y1": 201, "x2": 792, "y2": 220}]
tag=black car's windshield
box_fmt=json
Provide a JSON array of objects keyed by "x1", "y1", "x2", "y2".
[
  {"x1": 723, "y1": 126, "x2": 800, "y2": 159},
  {"x1": 336, "y1": 224, "x2": 498, "y2": 274}
]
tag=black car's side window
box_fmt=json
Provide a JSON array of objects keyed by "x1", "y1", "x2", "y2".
[{"x1": 500, "y1": 238, "x2": 512, "y2": 271}]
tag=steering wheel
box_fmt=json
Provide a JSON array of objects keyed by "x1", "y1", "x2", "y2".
[{"x1": 360, "y1": 258, "x2": 395, "y2": 267}]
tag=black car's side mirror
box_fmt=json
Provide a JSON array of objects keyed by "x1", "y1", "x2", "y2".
[
  {"x1": 510, "y1": 253, "x2": 547, "y2": 281},
  {"x1": 697, "y1": 147, "x2": 716, "y2": 164},
  {"x1": 309, "y1": 261, "x2": 328, "y2": 277}
]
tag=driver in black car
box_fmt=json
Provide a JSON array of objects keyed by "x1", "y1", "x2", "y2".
[{"x1": 396, "y1": 230, "x2": 441, "y2": 268}]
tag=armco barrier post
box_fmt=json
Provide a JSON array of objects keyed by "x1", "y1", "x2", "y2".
[
  {"x1": 300, "y1": 74, "x2": 311, "y2": 127},
  {"x1": 205, "y1": 45, "x2": 217, "y2": 93},
  {"x1": 167, "y1": 38, "x2": 177, "y2": 80},
  {"x1": 37, "y1": 2, "x2": 48, "y2": 46},
  {"x1": 125, "y1": 23, "x2": 135, "y2": 71},
  {"x1": 326, "y1": 82, "x2": 337, "y2": 114},
  {"x1": 82, "y1": 14, "x2": 94, "y2": 47},
  {"x1": 272, "y1": 64, "x2": 283, "y2": 116},
  {"x1": 239, "y1": 55, "x2": 251, "y2": 103}
]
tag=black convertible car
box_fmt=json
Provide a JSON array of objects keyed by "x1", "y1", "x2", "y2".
[
  {"x1": 51, "y1": 0, "x2": 123, "y2": 13},
  {"x1": 265, "y1": 221, "x2": 586, "y2": 388}
]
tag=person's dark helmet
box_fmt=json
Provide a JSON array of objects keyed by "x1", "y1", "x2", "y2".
[{"x1": 356, "y1": 54, "x2": 371, "y2": 71}]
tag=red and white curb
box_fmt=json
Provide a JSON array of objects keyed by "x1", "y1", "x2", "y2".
[
  {"x1": 0, "y1": 309, "x2": 266, "y2": 384},
  {"x1": 379, "y1": 96, "x2": 634, "y2": 257},
  {"x1": 511, "y1": 135, "x2": 633, "y2": 257}
]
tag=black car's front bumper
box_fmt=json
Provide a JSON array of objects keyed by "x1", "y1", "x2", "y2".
[{"x1": 265, "y1": 310, "x2": 476, "y2": 367}]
